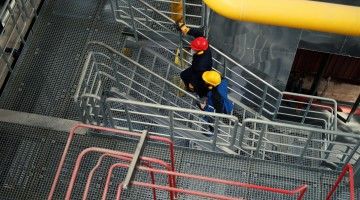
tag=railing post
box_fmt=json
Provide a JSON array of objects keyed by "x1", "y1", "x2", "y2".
[
  {"x1": 178, "y1": 32, "x2": 184, "y2": 69},
  {"x1": 101, "y1": 97, "x2": 115, "y2": 128},
  {"x1": 272, "y1": 93, "x2": 282, "y2": 120},
  {"x1": 230, "y1": 121, "x2": 239, "y2": 147},
  {"x1": 169, "y1": 111, "x2": 175, "y2": 142},
  {"x1": 124, "y1": 106, "x2": 133, "y2": 131},
  {"x1": 333, "y1": 100, "x2": 338, "y2": 130},
  {"x1": 126, "y1": 0, "x2": 139, "y2": 41},
  {"x1": 301, "y1": 98, "x2": 313, "y2": 124},
  {"x1": 254, "y1": 124, "x2": 267, "y2": 158},
  {"x1": 299, "y1": 131, "x2": 314, "y2": 160},
  {"x1": 212, "y1": 117, "x2": 220, "y2": 151},
  {"x1": 259, "y1": 85, "x2": 268, "y2": 116},
  {"x1": 222, "y1": 56, "x2": 227, "y2": 77},
  {"x1": 238, "y1": 122, "x2": 247, "y2": 149}
]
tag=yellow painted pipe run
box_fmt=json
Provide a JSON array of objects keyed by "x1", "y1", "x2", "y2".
[
  {"x1": 171, "y1": 0, "x2": 183, "y2": 22},
  {"x1": 203, "y1": 0, "x2": 360, "y2": 36}
]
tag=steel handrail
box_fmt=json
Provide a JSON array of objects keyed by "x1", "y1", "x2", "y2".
[
  {"x1": 106, "y1": 97, "x2": 239, "y2": 121},
  {"x1": 74, "y1": 41, "x2": 197, "y2": 102}
]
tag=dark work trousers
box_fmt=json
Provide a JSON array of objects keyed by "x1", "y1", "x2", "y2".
[{"x1": 180, "y1": 67, "x2": 209, "y2": 98}]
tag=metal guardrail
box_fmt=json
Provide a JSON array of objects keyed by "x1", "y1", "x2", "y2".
[
  {"x1": 74, "y1": 42, "x2": 353, "y2": 167},
  {"x1": 237, "y1": 118, "x2": 360, "y2": 168},
  {"x1": 0, "y1": 0, "x2": 38, "y2": 83},
  {"x1": 111, "y1": 0, "x2": 338, "y2": 130},
  {"x1": 111, "y1": 0, "x2": 205, "y2": 29},
  {"x1": 75, "y1": 41, "x2": 240, "y2": 153}
]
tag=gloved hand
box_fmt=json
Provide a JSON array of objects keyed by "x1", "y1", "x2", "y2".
[{"x1": 176, "y1": 21, "x2": 190, "y2": 34}]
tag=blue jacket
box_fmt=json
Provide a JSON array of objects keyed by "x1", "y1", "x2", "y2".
[{"x1": 204, "y1": 79, "x2": 233, "y2": 114}]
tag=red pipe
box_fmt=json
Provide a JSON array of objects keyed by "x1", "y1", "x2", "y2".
[
  {"x1": 117, "y1": 180, "x2": 243, "y2": 200},
  {"x1": 325, "y1": 164, "x2": 355, "y2": 200},
  {"x1": 48, "y1": 123, "x2": 177, "y2": 200},
  {"x1": 134, "y1": 165, "x2": 308, "y2": 196},
  {"x1": 65, "y1": 147, "x2": 173, "y2": 200},
  {"x1": 82, "y1": 154, "x2": 157, "y2": 200},
  {"x1": 110, "y1": 163, "x2": 308, "y2": 199},
  {"x1": 116, "y1": 183, "x2": 124, "y2": 200},
  {"x1": 102, "y1": 162, "x2": 172, "y2": 200}
]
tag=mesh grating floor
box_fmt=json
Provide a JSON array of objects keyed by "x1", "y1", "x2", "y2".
[
  {"x1": 0, "y1": 0, "x2": 126, "y2": 120},
  {"x1": 0, "y1": 122, "x2": 357, "y2": 200}
]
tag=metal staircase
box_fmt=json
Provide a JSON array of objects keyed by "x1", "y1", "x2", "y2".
[
  {"x1": 75, "y1": 41, "x2": 241, "y2": 154},
  {"x1": 110, "y1": 0, "x2": 338, "y2": 130},
  {"x1": 74, "y1": 40, "x2": 360, "y2": 169}
]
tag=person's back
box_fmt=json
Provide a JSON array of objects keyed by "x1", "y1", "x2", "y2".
[
  {"x1": 199, "y1": 70, "x2": 233, "y2": 114},
  {"x1": 178, "y1": 23, "x2": 212, "y2": 98},
  {"x1": 187, "y1": 28, "x2": 213, "y2": 73},
  {"x1": 206, "y1": 79, "x2": 233, "y2": 114}
]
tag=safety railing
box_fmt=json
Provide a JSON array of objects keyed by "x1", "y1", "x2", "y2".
[
  {"x1": 0, "y1": 0, "x2": 39, "y2": 85},
  {"x1": 87, "y1": 96, "x2": 239, "y2": 152},
  {"x1": 75, "y1": 41, "x2": 240, "y2": 152},
  {"x1": 111, "y1": 0, "x2": 338, "y2": 130},
  {"x1": 238, "y1": 118, "x2": 360, "y2": 168},
  {"x1": 49, "y1": 124, "x2": 311, "y2": 200},
  {"x1": 74, "y1": 41, "x2": 199, "y2": 113},
  {"x1": 111, "y1": 0, "x2": 205, "y2": 30}
]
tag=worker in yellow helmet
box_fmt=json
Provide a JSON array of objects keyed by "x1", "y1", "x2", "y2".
[{"x1": 198, "y1": 70, "x2": 233, "y2": 115}]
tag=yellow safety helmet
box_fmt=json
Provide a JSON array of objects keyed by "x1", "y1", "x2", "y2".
[{"x1": 202, "y1": 70, "x2": 221, "y2": 88}]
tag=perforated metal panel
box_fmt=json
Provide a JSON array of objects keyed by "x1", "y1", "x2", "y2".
[{"x1": 0, "y1": 0, "x2": 126, "y2": 120}]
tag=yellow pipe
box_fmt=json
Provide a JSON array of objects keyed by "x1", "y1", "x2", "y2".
[
  {"x1": 171, "y1": 0, "x2": 183, "y2": 22},
  {"x1": 203, "y1": 0, "x2": 360, "y2": 36}
]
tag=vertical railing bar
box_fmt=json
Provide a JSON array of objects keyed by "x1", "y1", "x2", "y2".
[
  {"x1": 254, "y1": 124, "x2": 267, "y2": 158},
  {"x1": 301, "y1": 98, "x2": 313, "y2": 124},
  {"x1": 259, "y1": 85, "x2": 268, "y2": 116},
  {"x1": 169, "y1": 110, "x2": 175, "y2": 142},
  {"x1": 229, "y1": 121, "x2": 239, "y2": 147},
  {"x1": 159, "y1": 63, "x2": 171, "y2": 105},
  {"x1": 299, "y1": 131, "x2": 314, "y2": 159},
  {"x1": 212, "y1": 117, "x2": 220, "y2": 151},
  {"x1": 272, "y1": 93, "x2": 282, "y2": 120},
  {"x1": 124, "y1": 106, "x2": 133, "y2": 131},
  {"x1": 126, "y1": 0, "x2": 139, "y2": 41},
  {"x1": 238, "y1": 122, "x2": 247, "y2": 148}
]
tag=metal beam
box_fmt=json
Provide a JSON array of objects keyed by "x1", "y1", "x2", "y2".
[{"x1": 123, "y1": 130, "x2": 148, "y2": 189}]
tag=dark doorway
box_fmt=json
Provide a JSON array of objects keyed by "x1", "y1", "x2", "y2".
[{"x1": 287, "y1": 48, "x2": 360, "y2": 121}]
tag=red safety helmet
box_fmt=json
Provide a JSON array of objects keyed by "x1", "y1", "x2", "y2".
[{"x1": 190, "y1": 37, "x2": 209, "y2": 51}]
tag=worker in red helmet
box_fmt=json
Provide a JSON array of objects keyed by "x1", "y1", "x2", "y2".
[{"x1": 177, "y1": 22, "x2": 213, "y2": 98}]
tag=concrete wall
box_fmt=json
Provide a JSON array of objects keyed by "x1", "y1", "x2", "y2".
[{"x1": 208, "y1": 13, "x2": 301, "y2": 90}]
